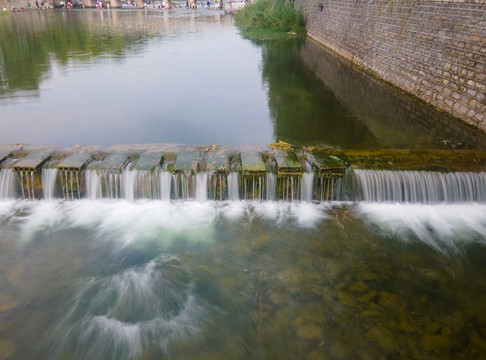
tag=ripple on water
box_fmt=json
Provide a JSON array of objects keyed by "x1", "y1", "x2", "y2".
[{"x1": 50, "y1": 255, "x2": 212, "y2": 359}]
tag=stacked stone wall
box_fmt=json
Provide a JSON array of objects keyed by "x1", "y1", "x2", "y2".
[{"x1": 294, "y1": 0, "x2": 486, "y2": 132}]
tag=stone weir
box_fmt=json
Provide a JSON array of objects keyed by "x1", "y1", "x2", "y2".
[{"x1": 0, "y1": 144, "x2": 486, "y2": 202}]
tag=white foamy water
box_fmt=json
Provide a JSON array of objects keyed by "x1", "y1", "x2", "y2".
[
  {"x1": 357, "y1": 203, "x2": 486, "y2": 253},
  {"x1": 52, "y1": 255, "x2": 209, "y2": 360},
  {"x1": 1, "y1": 200, "x2": 330, "y2": 247}
]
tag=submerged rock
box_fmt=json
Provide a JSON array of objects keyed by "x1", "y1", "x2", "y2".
[
  {"x1": 293, "y1": 303, "x2": 326, "y2": 326},
  {"x1": 356, "y1": 290, "x2": 378, "y2": 303},
  {"x1": 421, "y1": 332, "x2": 453, "y2": 352},
  {"x1": 378, "y1": 291, "x2": 406, "y2": 310},
  {"x1": 268, "y1": 291, "x2": 285, "y2": 305},
  {"x1": 277, "y1": 266, "x2": 303, "y2": 285},
  {"x1": 297, "y1": 324, "x2": 323, "y2": 339},
  {"x1": 366, "y1": 324, "x2": 399, "y2": 352},
  {"x1": 0, "y1": 339, "x2": 15, "y2": 358},
  {"x1": 348, "y1": 281, "x2": 369, "y2": 293},
  {"x1": 0, "y1": 293, "x2": 20, "y2": 313},
  {"x1": 307, "y1": 350, "x2": 327, "y2": 360}
]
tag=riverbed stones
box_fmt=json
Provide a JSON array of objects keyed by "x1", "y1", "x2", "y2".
[
  {"x1": 0, "y1": 294, "x2": 20, "y2": 313},
  {"x1": 421, "y1": 330, "x2": 454, "y2": 352},
  {"x1": 366, "y1": 324, "x2": 398, "y2": 352},
  {"x1": 277, "y1": 266, "x2": 303, "y2": 285},
  {"x1": 297, "y1": 324, "x2": 323, "y2": 339},
  {"x1": 268, "y1": 290, "x2": 285, "y2": 305},
  {"x1": 348, "y1": 281, "x2": 369, "y2": 292},
  {"x1": 0, "y1": 339, "x2": 15, "y2": 358},
  {"x1": 378, "y1": 291, "x2": 406, "y2": 310},
  {"x1": 356, "y1": 290, "x2": 378, "y2": 303}
]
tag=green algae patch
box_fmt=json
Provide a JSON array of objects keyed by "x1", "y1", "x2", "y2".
[
  {"x1": 234, "y1": 0, "x2": 306, "y2": 40},
  {"x1": 337, "y1": 149, "x2": 486, "y2": 172}
]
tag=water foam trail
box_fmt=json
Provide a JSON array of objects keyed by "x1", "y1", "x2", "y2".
[
  {"x1": 357, "y1": 203, "x2": 486, "y2": 254},
  {"x1": 50, "y1": 255, "x2": 210, "y2": 360},
  {"x1": 3, "y1": 200, "x2": 330, "y2": 248}
]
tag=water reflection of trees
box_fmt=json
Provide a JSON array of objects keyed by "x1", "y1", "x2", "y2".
[
  {"x1": 260, "y1": 40, "x2": 381, "y2": 149},
  {"x1": 0, "y1": 11, "x2": 158, "y2": 96},
  {"x1": 260, "y1": 39, "x2": 486, "y2": 149}
]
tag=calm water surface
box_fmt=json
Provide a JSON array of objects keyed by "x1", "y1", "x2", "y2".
[
  {"x1": 1, "y1": 9, "x2": 486, "y2": 360},
  {"x1": 1, "y1": 9, "x2": 484, "y2": 148}
]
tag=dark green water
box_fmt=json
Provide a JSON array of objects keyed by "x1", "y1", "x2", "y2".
[{"x1": 1, "y1": 9, "x2": 486, "y2": 360}]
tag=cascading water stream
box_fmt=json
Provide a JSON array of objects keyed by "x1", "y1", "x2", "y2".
[
  {"x1": 301, "y1": 173, "x2": 314, "y2": 202},
  {"x1": 160, "y1": 168, "x2": 172, "y2": 201},
  {"x1": 177, "y1": 171, "x2": 194, "y2": 200},
  {"x1": 42, "y1": 168, "x2": 58, "y2": 200},
  {"x1": 266, "y1": 173, "x2": 276, "y2": 201},
  {"x1": 122, "y1": 163, "x2": 136, "y2": 201},
  {"x1": 18, "y1": 171, "x2": 36, "y2": 200},
  {"x1": 227, "y1": 173, "x2": 239, "y2": 201},
  {"x1": 86, "y1": 168, "x2": 102, "y2": 200},
  {"x1": 354, "y1": 170, "x2": 486, "y2": 203},
  {"x1": 195, "y1": 172, "x2": 208, "y2": 202},
  {"x1": 0, "y1": 169, "x2": 16, "y2": 199}
]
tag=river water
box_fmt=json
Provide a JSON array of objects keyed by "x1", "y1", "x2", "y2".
[{"x1": 1, "y1": 9, "x2": 486, "y2": 360}]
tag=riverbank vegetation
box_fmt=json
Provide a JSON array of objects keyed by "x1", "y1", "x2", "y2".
[
  {"x1": 234, "y1": 0, "x2": 305, "y2": 40},
  {"x1": 0, "y1": 9, "x2": 9, "y2": 15}
]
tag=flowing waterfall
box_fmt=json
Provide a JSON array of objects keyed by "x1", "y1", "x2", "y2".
[
  {"x1": 279, "y1": 176, "x2": 300, "y2": 202},
  {"x1": 86, "y1": 169, "x2": 102, "y2": 200},
  {"x1": 136, "y1": 168, "x2": 160, "y2": 200},
  {"x1": 42, "y1": 168, "x2": 58, "y2": 200},
  {"x1": 195, "y1": 172, "x2": 208, "y2": 202},
  {"x1": 160, "y1": 170, "x2": 172, "y2": 201},
  {"x1": 177, "y1": 171, "x2": 194, "y2": 200},
  {"x1": 243, "y1": 176, "x2": 265, "y2": 201},
  {"x1": 228, "y1": 173, "x2": 239, "y2": 201},
  {"x1": 354, "y1": 170, "x2": 486, "y2": 203},
  {"x1": 122, "y1": 164, "x2": 136, "y2": 201},
  {"x1": 0, "y1": 169, "x2": 16, "y2": 199},
  {"x1": 18, "y1": 171, "x2": 36, "y2": 200},
  {"x1": 266, "y1": 173, "x2": 276, "y2": 201},
  {"x1": 60, "y1": 170, "x2": 81, "y2": 200},
  {"x1": 301, "y1": 172, "x2": 314, "y2": 202},
  {"x1": 207, "y1": 172, "x2": 225, "y2": 201}
]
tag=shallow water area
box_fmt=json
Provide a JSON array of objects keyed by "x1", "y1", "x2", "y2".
[{"x1": 0, "y1": 199, "x2": 485, "y2": 359}]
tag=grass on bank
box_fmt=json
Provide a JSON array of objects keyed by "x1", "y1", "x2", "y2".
[
  {"x1": 0, "y1": 9, "x2": 9, "y2": 15},
  {"x1": 234, "y1": 0, "x2": 305, "y2": 40}
]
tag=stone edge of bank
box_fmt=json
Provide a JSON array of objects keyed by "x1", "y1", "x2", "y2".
[{"x1": 294, "y1": 0, "x2": 486, "y2": 133}]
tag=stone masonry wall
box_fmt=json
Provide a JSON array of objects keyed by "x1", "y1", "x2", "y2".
[{"x1": 294, "y1": 0, "x2": 486, "y2": 132}]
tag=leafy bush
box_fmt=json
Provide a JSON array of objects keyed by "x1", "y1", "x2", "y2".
[{"x1": 234, "y1": 0, "x2": 305, "y2": 40}]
